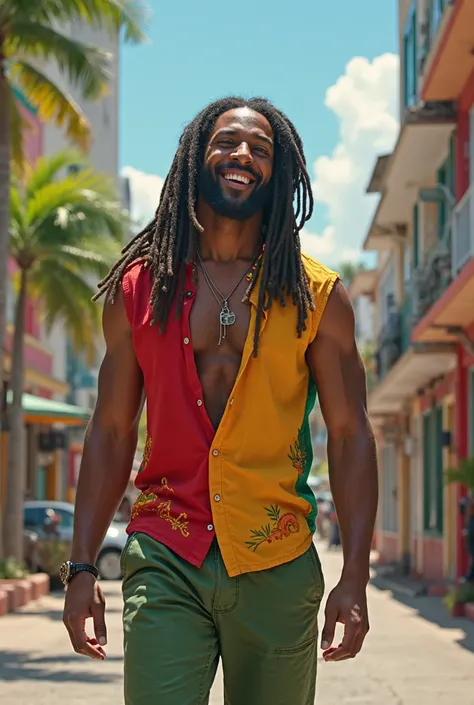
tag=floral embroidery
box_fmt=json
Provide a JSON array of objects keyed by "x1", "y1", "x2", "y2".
[
  {"x1": 245, "y1": 504, "x2": 300, "y2": 552},
  {"x1": 288, "y1": 426, "x2": 307, "y2": 475},
  {"x1": 139, "y1": 434, "x2": 152, "y2": 474},
  {"x1": 131, "y1": 478, "x2": 190, "y2": 537}
]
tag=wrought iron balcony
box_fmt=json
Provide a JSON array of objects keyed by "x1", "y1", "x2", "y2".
[{"x1": 412, "y1": 238, "x2": 452, "y2": 323}]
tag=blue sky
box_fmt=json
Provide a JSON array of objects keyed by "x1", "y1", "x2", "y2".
[{"x1": 119, "y1": 0, "x2": 400, "y2": 267}]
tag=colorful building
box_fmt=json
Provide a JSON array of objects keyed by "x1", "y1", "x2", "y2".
[
  {"x1": 363, "y1": 0, "x2": 474, "y2": 582},
  {"x1": 1, "y1": 91, "x2": 89, "y2": 509}
]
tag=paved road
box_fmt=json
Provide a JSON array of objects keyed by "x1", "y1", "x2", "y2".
[{"x1": 1, "y1": 542, "x2": 474, "y2": 704}]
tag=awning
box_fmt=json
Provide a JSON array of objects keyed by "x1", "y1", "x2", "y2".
[{"x1": 7, "y1": 392, "x2": 90, "y2": 426}]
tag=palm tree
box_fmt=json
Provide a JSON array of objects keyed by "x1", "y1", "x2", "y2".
[
  {"x1": 3, "y1": 149, "x2": 129, "y2": 561},
  {"x1": 0, "y1": 1, "x2": 147, "y2": 558}
]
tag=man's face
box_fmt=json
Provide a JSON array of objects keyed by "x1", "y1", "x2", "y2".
[{"x1": 199, "y1": 108, "x2": 274, "y2": 221}]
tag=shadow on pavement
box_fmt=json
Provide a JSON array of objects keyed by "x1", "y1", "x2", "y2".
[
  {"x1": 371, "y1": 576, "x2": 474, "y2": 654},
  {"x1": 0, "y1": 650, "x2": 123, "y2": 683}
]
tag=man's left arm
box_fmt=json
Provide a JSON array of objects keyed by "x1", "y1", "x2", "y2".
[{"x1": 306, "y1": 280, "x2": 378, "y2": 662}]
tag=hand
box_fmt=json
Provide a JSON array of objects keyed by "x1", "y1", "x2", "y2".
[
  {"x1": 321, "y1": 578, "x2": 369, "y2": 662},
  {"x1": 63, "y1": 572, "x2": 107, "y2": 660}
]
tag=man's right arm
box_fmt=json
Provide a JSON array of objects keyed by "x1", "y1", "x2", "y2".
[{"x1": 63, "y1": 286, "x2": 144, "y2": 659}]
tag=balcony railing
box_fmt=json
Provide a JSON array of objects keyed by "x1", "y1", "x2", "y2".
[
  {"x1": 372, "y1": 299, "x2": 414, "y2": 385},
  {"x1": 412, "y1": 238, "x2": 452, "y2": 322},
  {"x1": 420, "y1": 0, "x2": 452, "y2": 68},
  {"x1": 452, "y1": 183, "x2": 474, "y2": 275}
]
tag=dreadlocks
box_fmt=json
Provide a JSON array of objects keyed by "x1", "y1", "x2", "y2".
[{"x1": 95, "y1": 96, "x2": 315, "y2": 355}]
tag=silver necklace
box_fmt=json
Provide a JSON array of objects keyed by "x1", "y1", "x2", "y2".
[{"x1": 195, "y1": 247, "x2": 259, "y2": 345}]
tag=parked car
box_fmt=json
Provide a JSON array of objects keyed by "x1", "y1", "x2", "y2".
[{"x1": 23, "y1": 500, "x2": 128, "y2": 581}]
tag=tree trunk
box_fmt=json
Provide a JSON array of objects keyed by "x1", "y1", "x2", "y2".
[
  {"x1": 3, "y1": 269, "x2": 27, "y2": 562},
  {"x1": 0, "y1": 47, "x2": 11, "y2": 561}
]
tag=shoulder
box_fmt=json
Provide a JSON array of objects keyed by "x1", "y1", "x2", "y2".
[
  {"x1": 301, "y1": 253, "x2": 339, "y2": 287},
  {"x1": 121, "y1": 258, "x2": 152, "y2": 323}
]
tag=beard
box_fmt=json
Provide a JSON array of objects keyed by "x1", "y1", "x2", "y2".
[{"x1": 198, "y1": 164, "x2": 271, "y2": 222}]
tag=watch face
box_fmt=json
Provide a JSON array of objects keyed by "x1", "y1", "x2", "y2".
[{"x1": 60, "y1": 561, "x2": 71, "y2": 585}]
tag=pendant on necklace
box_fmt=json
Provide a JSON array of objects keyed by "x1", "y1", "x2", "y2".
[{"x1": 218, "y1": 301, "x2": 236, "y2": 346}]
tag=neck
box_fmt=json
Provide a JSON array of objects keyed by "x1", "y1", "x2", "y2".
[{"x1": 196, "y1": 197, "x2": 262, "y2": 261}]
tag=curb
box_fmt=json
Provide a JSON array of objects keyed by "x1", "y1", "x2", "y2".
[
  {"x1": 0, "y1": 573, "x2": 50, "y2": 616},
  {"x1": 371, "y1": 575, "x2": 426, "y2": 598}
]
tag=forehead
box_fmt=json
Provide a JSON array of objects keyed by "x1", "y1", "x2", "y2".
[{"x1": 210, "y1": 108, "x2": 273, "y2": 141}]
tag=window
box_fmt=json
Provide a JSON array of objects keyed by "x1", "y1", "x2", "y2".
[
  {"x1": 381, "y1": 444, "x2": 398, "y2": 532},
  {"x1": 379, "y1": 259, "x2": 396, "y2": 329},
  {"x1": 423, "y1": 407, "x2": 443, "y2": 534},
  {"x1": 55, "y1": 508, "x2": 75, "y2": 529},
  {"x1": 403, "y1": 3, "x2": 418, "y2": 108},
  {"x1": 437, "y1": 139, "x2": 455, "y2": 242},
  {"x1": 24, "y1": 506, "x2": 47, "y2": 530}
]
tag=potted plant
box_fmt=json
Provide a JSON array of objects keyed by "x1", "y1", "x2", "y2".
[
  {"x1": 443, "y1": 583, "x2": 474, "y2": 618},
  {"x1": 445, "y1": 457, "x2": 474, "y2": 492}
]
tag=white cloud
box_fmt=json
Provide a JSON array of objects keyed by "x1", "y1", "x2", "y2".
[
  {"x1": 120, "y1": 165, "x2": 164, "y2": 229},
  {"x1": 302, "y1": 53, "x2": 400, "y2": 267},
  {"x1": 122, "y1": 54, "x2": 399, "y2": 267}
]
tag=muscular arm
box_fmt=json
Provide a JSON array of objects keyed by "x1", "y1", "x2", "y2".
[
  {"x1": 71, "y1": 288, "x2": 144, "y2": 564},
  {"x1": 307, "y1": 281, "x2": 377, "y2": 582}
]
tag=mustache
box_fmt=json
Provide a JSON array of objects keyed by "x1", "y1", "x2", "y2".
[{"x1": 216, "y1": 162, "x2": 261, "y2": 184}]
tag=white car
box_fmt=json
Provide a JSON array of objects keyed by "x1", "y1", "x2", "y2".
[{"x1": 23, "y1": 500, "x2": 128, "y2": 581}]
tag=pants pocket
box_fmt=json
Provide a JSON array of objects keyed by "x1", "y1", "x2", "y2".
[
  {"x1": 306, "y1": 542, "x2": 325, "y2": 600},
  {"x1": 120, "y1": 532, "x2": 138, "y2": 578}
]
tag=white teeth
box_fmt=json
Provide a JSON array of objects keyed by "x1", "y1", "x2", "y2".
[{"x1": 223, "y1": 173, "x2": 250, "y2": 185}]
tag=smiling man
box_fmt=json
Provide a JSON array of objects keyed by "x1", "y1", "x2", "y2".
[{"x1": 62, "y1": 97, "x2": 378, "y2": 705}]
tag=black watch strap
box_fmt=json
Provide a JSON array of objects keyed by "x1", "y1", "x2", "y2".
[
  {"x1": 61, "y1": 561, "x2": 99, "y2": 585},
  {"x1": 72, "y1": 563, "x2": 99, "y2": 581}
]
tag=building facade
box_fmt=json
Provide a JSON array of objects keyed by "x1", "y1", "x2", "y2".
[{"x1": 364, "y1": 0, "x2": 474, "y2": 582}]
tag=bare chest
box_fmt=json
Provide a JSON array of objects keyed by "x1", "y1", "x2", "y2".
[{"x1": 189, "y1": 266, "x2": 252, "y2": 356}]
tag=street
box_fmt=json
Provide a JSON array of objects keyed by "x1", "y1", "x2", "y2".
[{"x1": 1, "y1": 542, "x2": 474, "y2": 704}]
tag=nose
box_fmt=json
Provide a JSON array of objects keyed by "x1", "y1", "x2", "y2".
[{"x1": 231, "y1": 141, "x2": 253, "y2": 165}]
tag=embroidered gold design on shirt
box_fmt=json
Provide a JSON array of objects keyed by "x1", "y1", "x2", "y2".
[
  {"x1": 139, "y1": 434, "x2": 152, "y2": 473},
  {"x1": 131, "y1": 479, "x2": 189, "y2": 537},
  {"x1": 245, "y1": 504, "x2": 300, "y2": 552}
]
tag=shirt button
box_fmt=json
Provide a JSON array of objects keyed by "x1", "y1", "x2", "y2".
[
  {"x1": 186, "y1": 290, "x2": 193, "y2": 298},
  {"x1": 212, "y1": 449, "x2": 219, "y2": 457},
  {"x1": 197, "y1": 399, "x2": 203, "y2": 406},
  {"x1": 184, "y1": 337, "x2": 190, "y2": 345},
  {"x1": 214, "y1": 494, "x2": 221, "y2": 502},
  {"x1": 207, "y1": 524, "x2": 214, "y2": 531},
  {"x1": 229, "y1": 398, "x2": 235, "y2": 405}
]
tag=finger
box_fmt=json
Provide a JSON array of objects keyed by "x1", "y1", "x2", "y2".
[
  {"x1": 67, "y1": 614, "x2": 105, "y2": 660},
  {"x1": 92, "y1": 599, "x2": 108, "y2": 647},
  {"x1": 321, "y1": 602, "x2": 338, "y2": 650}
]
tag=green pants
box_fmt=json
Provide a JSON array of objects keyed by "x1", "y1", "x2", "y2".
[{"x1": 122, "y1": 533, "x2": 324, "y2": 705}]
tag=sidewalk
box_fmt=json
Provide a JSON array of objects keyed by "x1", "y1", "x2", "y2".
[{"x1": 1, "y1": 542, "x2": 474, "y2": 704}]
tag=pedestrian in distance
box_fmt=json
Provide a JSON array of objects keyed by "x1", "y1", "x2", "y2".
[{"x1": 62, "y1": 96, "x2": 378, "y2": 705}]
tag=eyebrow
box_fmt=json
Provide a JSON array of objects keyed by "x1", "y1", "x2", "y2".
[{"x1": 212, "y1": 127, "x2": 274, "y2": 148}]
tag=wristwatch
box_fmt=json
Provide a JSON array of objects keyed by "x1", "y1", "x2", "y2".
[{"x1": 60, "y1": 561, "x2": 99, "y2": 586}]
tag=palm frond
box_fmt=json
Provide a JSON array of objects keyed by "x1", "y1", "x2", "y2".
[
  {"x1": 6, "y1": 23, "x2": 112, "y2": 101},
  {"x1": 25, "y1": 169, "x2": 118, "y2": 227},
  {"x1": 8, "y1": 86, "x2": 27, "y2": 171},
  {"x1": 25, "y1": 150, "x2": 88, "y2": 196},
  {"x1": 29, "y1": 260, "x2": 101, "y2": 351},
  {"x1": 9, "y1": 60, "x2": 91, "y2": 149},
  {"x1": 30, "y1": 0, "x2": 149, "y2": 43}
]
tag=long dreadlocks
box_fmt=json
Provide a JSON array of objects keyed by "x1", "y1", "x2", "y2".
[{"x1": 95, "y1": 96, "x2": 315, "y2": 355}]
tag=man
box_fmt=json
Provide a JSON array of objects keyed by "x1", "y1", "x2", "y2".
[{"x1": 62, "y1": 97, "x2": 378, "y2": 705}]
